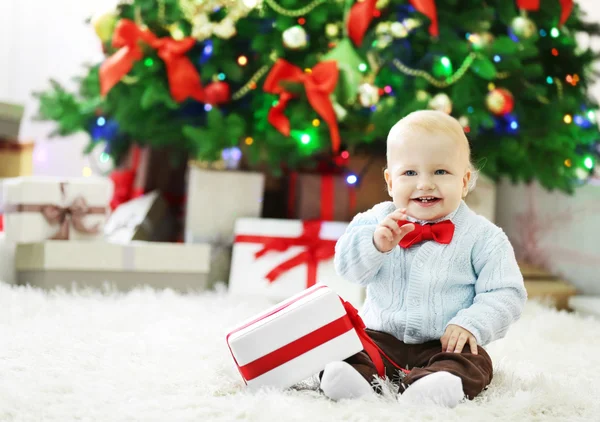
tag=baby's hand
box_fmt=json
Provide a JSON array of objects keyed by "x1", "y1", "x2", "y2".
[
  {"x1": 441, "y1": 324, "x2": 478, "y2": 355},
  {"x1": 373, "y1": 208, "x2": 415, "y2": 253}
]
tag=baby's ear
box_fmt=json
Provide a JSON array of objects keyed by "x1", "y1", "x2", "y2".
[{"x1": 383, "y1": 168, "x2": 393, "y2": 196}]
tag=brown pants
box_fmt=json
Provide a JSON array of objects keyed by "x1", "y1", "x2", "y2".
[{"x1": 342, "y1": 329, "x2": 493, "y2": 399}]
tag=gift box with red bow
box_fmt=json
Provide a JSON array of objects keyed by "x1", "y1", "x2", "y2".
[
  {"x1": 2, "y1": 176, "x2": 113, "y2": 243},
  {"x1": 228, "y1": 218, "x2": 364, "y2": 307},
  {"x1": 226, "y1": 285, "x2": 384, "y2": 390}
]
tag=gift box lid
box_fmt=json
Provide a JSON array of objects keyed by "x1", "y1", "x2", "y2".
[
  {"x1": 16, "y1": 241, "x2": 210, "y2": 273},
  {"x1": 234, "y1": 218, "x2": 347, "y2": 240},
  {"x1": 226, "y1": 285, "x2": 350, "y2": 366},
  {"x1": 3, "y1": 176, "x2": 113, "y2": 206},
  {"x1": 0, "y1": 102, "x2": 24, "y2": 122}
]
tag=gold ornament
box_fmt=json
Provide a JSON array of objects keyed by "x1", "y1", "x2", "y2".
[
  {"x1": 91, "y1": 9, "x2": 117, "y2": 43},
  {"x1": 416, "y1": 90, "x2": 430, "y2": 102},
  {"x1": 468, "y1": 32, "x2": 494, "y2": 50},
  {"x1": 325, "y1": 23, "x2": 340, "y2": 38},
  {"x1": 428, "y1": 93, "x2": 452, "y2": 114},
  {"x1": 358, "y1": 83, "x2": 380, "y2": 107},
  {"x1": 511, "y1": 15, "x2": 537, "y2": 39},
  {"x1": 179, "y1": 0, "x2": 260, "y2": 41},
  {"x1": 376, "y1": 22, "x2": 391, "y2": 35},
  {"x1": 376, "y1": 0, "x2": 390, "y2": 9},
  {"x1": 486, "y1": 88, "x2": 514, "y2": 116},
  {"x1": 390, "y1": 22, "x2": 408, "y2": 38},
  {"x1": 402, "y1": 18, "x2": 421, "y2": 31},
  {"x1": 282, "y1": 25, "x2": 308, "y2": 49}
]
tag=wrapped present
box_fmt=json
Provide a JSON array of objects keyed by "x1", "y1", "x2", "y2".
[
  {"x1": 229, "y1": 218, "x2": 364, "y2": 307},
  {"x1": 0, "y1": 140, "x2": 34, "y2": 178},
  {"x1": 185, "y1": 164, "x2": 265, "y2": 284},
  {"x1": 15, "y1": 240, "x2": 211, "y2": 292},
  {"x1": 104, "y1": 191, "x2": 172, "y2": 243},
  {"x1": 2, "y1": 176, "x2": 113, "y2": 243},
  {"x1": 226, "y1": 285, "x2": 390, "y2": 390},
  {"x1": 0, "y1": 101, "x2": 24, "y2": 140},
  {"x1": 0, "y1": 233, "x2": 16, "y2": 284},
  {"x1": 287, "y1": 172, "x2": 355, "y2": 222}
]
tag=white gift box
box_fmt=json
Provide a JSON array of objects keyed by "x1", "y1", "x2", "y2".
[
  {"x1": 15, "y1": 240, "x2": 211, "y2": 292},
  {"x1": 228, "y1": 218, "x2": 364, "y2": 307},
  {"x1": 2, "y1": 176, "x2": 113, "y2": 243},
  {"x1": 226, "y1": 285, "x2": 365, "y2": 390},
  {"x1": 0, "y1": 233, "x2": 16, "y2": 285}
]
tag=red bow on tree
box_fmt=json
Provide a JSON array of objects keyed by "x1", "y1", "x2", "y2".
[
  {"x1": 263, "y1": 59, "x2": 341, "y2": 154},
  {"x1": 516, "y1": 0, "x2": 573, "y2": 25},
  {"x1": 347, "y1": 0, "x2": 439, "y2": 46},
  {"x1": 398, "y1": 220, "x2": 455, "y2": 248},
  {"x1": 99, "y1": 19, "x2": 229, "y2": 104}
]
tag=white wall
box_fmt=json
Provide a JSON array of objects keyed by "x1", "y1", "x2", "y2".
[{"x1": 0, "y1": 0, "x2": 118, "y2": 176}]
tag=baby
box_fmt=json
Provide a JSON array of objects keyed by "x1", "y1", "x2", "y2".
[{"x1": 320, "y1": 110, "x2": 527, "y2": 407}]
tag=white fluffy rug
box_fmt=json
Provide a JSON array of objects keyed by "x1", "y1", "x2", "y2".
[{"x1": 1, "y1": 282, "x2": 600, "y2": 422}]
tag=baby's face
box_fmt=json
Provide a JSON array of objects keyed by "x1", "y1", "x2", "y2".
[{"x1": 384, "y1": 128, "x2": 471, "y2": 221}]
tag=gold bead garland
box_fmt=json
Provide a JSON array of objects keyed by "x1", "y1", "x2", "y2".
[{"x1": 264, "y1": 0, "x2": 326, "y2": 17}]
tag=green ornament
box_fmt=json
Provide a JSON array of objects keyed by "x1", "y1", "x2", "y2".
[
  {"x1": 322, "y1": 38, "x2": 365, "y2": 105},
  {"x1": 432, "y1": 56, "x2": 453, "y2": 78}
]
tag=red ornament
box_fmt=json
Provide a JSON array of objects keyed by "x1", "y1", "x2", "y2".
[
  {"x1": 204, "y1": 81, "x2": 231, "y2": 105},
  {"x1": 486, "y1": 88, "x2": 514, "y2": 116}
]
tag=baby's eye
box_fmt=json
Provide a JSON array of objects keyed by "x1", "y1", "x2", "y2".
[
  {"x1": 435, "y1": 169, "x2": 448, "y2": 175},
  {"x1": 403, "y1": 170, "x2": 417, "y2": 176}
]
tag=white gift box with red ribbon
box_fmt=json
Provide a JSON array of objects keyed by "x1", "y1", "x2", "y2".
[
  {"x1": 226, "y1": 285, "x2": 389, "y2": 390},
  {"x1": 2, "y1": 176, "x2": 113, "y2": 243},
  {"x1": 228, "y1": 218, "x2": 364, "y2": 307}
]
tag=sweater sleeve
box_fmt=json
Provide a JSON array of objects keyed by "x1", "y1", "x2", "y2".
[
  {"x1": 333, "y1": 206, "x2": 390, "y2": 287},
  {"x1": 446, "y1": 228, "x2": 527, "y2": 346}
]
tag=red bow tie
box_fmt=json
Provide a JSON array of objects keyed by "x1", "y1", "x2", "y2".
[{"x1": 397, "y1": 220, "x2": 455, "y2": 248}]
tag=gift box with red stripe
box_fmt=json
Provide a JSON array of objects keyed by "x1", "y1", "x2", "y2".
[
  {"x1": 226, "y1": 285, "x2": 377, "y2": 390},
  {"x1": 228, "y1": 218, "x2": 364, "y2": 307}
]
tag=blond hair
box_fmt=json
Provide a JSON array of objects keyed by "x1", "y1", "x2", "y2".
[{"x1": 386, "y1": 110, "x2": 479, "y2": 193}]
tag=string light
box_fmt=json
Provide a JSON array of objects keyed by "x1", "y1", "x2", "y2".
[
  {"x1": 218, "y1": 73, "x2": 226, "y2": 80},
  {"x1": 204, "y1": 104, "x2": 213, "y2": 112},
  {"x1": 584, "y1": 156, "x2": 594, "y2": 170},
  {"x1": 144, "y1": 58, "x2": 154, "y2": 67},
  {"x1": 539, "y1": 29, "x2": 547, "y2": 37},
  {"x1": 587, "y1": 110, "x2": 596, "y2": 122},
  {"x1": 551, "y1": 48, "x2": 559, "y2": 56},
  {"x1": 488, "y1": 83, "x2": 495, "y2": 91},
  {"x1": 297, "y1": 17, "x2": 306, "y2": 25},
  {"x1": 96, "y1": 117, "x2": 106, "y2": 126},
  {"x1": 550, "y1": 27, "x2": 560, "y2": 38},
  {"x1": 358, "y1": 63, "x2": 368, "y2": 72},
  {"x1": 99, "y1": 153, "x2": 110, "y2": 163},
  {"x1": 510, "y1": 120, "x2": 519, "y2": 130},
  {"x1": 300, "y1": 134, "x2": 311, "y2": 144},
  {"x1": 564, "y1": 159, "x2": 572, "y2": 167},
  {"x1": 341, "y1": 151, "x2": 350, "y2": 159},
  {"x1": 312, "y1": 119, "x2": 320, "y2": 127},
  {"x1": 238, "y1": 55, "x2": 248, "y2": 66},
  {"x1": 82, "y1": 167, "x2": 93, "y2": 177},
  {"x1": 564, "y1": 114, "x2": 572, "y2": 124},
  {"x1": 384, "y1": 86, "x2": 392, "y2": 94},
  {"x1": 493, "y1": 55, "x2": 501, "y2": 63},
  {"x1": 467, "y1": 106, "x2": 474, "y2": 113},
  {"x1": 245, "y1": 137, "x2": 254, "y2": 145},
  {"x1": 204, "y1": 44, "x2": 213, "y2": 55},
  {"x1": 546, "y1": 76, "x2": 553, "y2": 84},
  {"x1": 346, "y1": 174, "x2": 358, "y2": 185}
]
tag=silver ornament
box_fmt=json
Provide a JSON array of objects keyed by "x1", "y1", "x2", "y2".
[
  {"x1": 428, "y1": 93, "x2": 452, "y2": 114},
  {"x1": 282, "y1": 25, "x2": 308, "y2": 49},
  {"x1": 358, "y1": 83, "x2": 380, "y2": 108},
  {"x1": 511, "y1": 16, "x2": 537, "y2": 39}
]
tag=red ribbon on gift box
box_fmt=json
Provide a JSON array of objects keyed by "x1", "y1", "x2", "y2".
[
  {"x1": 234, "y1": 220, "x2": 336, "y2": 288},
  {"x1": 287, "y1": 173, "x2": 356, "y2": 221},
  {"x1": 226, "y1": 285, "x2": 409, "y2": 382}
]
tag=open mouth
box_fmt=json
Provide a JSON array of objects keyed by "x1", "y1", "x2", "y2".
[{"x1": 411, "y1": 196, "x2": 441, "y2": 206}]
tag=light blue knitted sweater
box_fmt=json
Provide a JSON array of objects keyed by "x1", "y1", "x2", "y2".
[{"x1": 334, "y1": 200, "x2": 527, "y2": 346}]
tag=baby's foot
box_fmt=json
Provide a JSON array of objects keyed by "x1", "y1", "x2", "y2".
[
  {"x1": 320, "y1": 361, "x2": 375, "y2": 400},
  {"x1": 399, "y1": 371, "x2": 464, "y2": 408}
]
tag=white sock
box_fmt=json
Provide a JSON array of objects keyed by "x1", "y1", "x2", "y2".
[
  {"x1": 399, "y1": 371, "x2": 464, "y2": 408},
  {"x1": 320, "y1": 361, "x2": 375, "y2": 400}
]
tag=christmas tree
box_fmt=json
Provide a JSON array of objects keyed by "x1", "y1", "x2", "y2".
[{"x1": 36, "y1": 0, "x2": 600, "y2": 192}]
